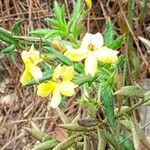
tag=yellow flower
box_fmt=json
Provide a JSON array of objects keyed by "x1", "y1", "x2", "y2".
[
  {"x1": 65, "y1": 33, "x2": 119, "y2": 76},
  {"x1": 20, "y1": 45, "x2": 43, "y2": 85},
  {"x1": 37, "y1": 65, "x2": 78, "y2": 108},
  {"x1": 85, "y1": 0, "x2": 92, "y2": 10}
]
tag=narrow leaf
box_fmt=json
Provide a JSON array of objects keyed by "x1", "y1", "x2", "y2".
[
  {"x1": 104, "y1": 18, "x2": 114, "y2": 46},
  {"x1": 2, "y1": 44, "x2": 15, "y2": 53},
  {"x1": 24, "y1": 127, "x2": 52, "y2": 142},
  {"x1": 30, "y1": 29, "x2": 53, "y2": 37},
  {"x1": 101, "y1": 86, "x2": 115, "y2": 126},
  {"x1": 114, "y1": 86, "x2": 144, "y2": 98},
  {"x1": 32, "y1": 139, "x2": 59, "y2": 150},
  {"x1": 130, "y1": 50, "x2": 141, "y2": 79},
  {"x1": 0, "y1": 27, "x2": 15, "y2": 44},
  {"x1": 107, "y1": 35, "x2": 124, "y2": 49},
  {"x1": 97, "y1": 128, "x2": 106, "y2": 150},
  {"x1": 12, "y1": 19, "x2": 23, "y2": 36},
  {"x1": 83, "y1": 136, "x2": 91, "y2": 150},
  {"x1": 31, "y1": 121, "x2": 40, "y2": 131},
  {"x1": 25, "y1": 70, "x2": 53, "y2": 87},
  {"x1": 59, "y1": 123, "x2": 95, "y2": 131},
  {"x1": 131, "y1": 121, "x2": 141, "y2": 150},
  {"x1": 53, "y1": 134, "x2": 79, "y2": 150}
]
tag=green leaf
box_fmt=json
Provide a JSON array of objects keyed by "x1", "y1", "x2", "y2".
[
  {"x1": 25, "y1": 69, "x2": 53, "y2": 87},
  {"x1": 53, "y1": 134, "x2": 79, "y2": 150},
  {"x1": 56, "y1": 54, "x2": 73, "y2": 66},
  {"x1": 101, "y1": 86, "x2": 115, "y2": 126},
  {"x1": 77, "y1": 98, "x2": 99, "y2": 118},
  {"x1": 12, "y1": 19, "x2": 23, "y2": 36},
  {"x1": 73, "y1": 62, "x2": 84, "y2": 73},
  {"x1": 107, "y1": 35, "x2": 124, "y2": 49},
  {"x1": 104, "y1": 18, "x2": 114, "y2": 46},
  {"x1": 44, "y1": 47, "x2": 84, "y2": 73},
  {"x1": 119, "y1": 135, "x2": 134, "y2": 150},
  {"x1": 45, "y1": 18, "x2": 58, "y2": 27},
  {"x1": 53, "y1": 1, "x2": 66, "y2": 30},
  {"x1": 130, "y1": 50, "x2": 141, "y2": 79},
  {"x1": 30, "y1": 29, "x2": 53, "y2": 37},
  {"x1": 75, "y1": 74, "x2": 98, "y2": 86},
  {"x1": 97, "y1": 128, "x2": 106, "y2": 150},
  {"x1": 83, "y1": 136, "x2": 91, "y2": 150},
  {"x1": 6, "y1": 51, "x2": 16, "y2": 62},
  {"x1": 114, "y1": 86, "x2": 144, "y2": 98},
  {"x1": 0, "y1": 27, "x2": 16, "y2": 44},
  {"x1": 44, "y1": 30, "x2": 64, "y2": 40},
  {"x1": 32, "y1": 139, "x2": 59, "y2": 150},
  {"x1": 2, "y1": 44, "x2": 15, "y2": 53},
  {"x1": 54, "y1": 1, "x2": 65, "y2": 23},
  {"x1": 24, "y1": 127, "x2": 52, "y2": 142},
  {"x1": 59, "y1": 123, "x2": 95, "y2": 131},
  {"x1": 68, "y1": 0, "x2": 83, "y2": 38}
]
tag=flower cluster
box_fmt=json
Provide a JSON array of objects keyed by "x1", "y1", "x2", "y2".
[{"x1": 20, "y1": 33, "x2": 119, "y2": 108}]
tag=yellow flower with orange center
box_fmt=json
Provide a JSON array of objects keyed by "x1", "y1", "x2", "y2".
[
  {"x1": 37, "y1": 65, "x2": 78, "y2": 108},
  {"x1": 65, "y1": 32, "x2": 119, "y2": 76},
  {"x1": 20, "y1": 45, "x2": 43, "y2": 85}
]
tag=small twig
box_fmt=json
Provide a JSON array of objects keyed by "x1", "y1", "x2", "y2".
[{"x1": 1, "y1": 131, "x2": 25, "y2": 150}]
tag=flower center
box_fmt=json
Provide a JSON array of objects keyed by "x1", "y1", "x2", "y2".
[
  {"x1": 88, "y1": 44, "x2": 95, "y2": 51},
  {"x1": 57, "y1": 75, "x2": 63, "y2": 83}
]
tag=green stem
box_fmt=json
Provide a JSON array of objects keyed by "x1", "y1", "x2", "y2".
[
  {"x1": 117, "y1": 98, "x2": 150, "y2": 118},
  {"x1": 126, "y1": 0, "x2": 136, "y2": 83},
  {"x1": 139, "y1": 0, "x2": 148, "y2": 22},
  {"x1": 103, "y1": 130, "x2": 123, "y2": 150}
]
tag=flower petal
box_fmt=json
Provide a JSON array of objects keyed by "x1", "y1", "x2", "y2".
[
  {"x1": 52, "y1": 64, "x2": 62, "y2": 81},
  {"x1": 81, "y1": 33, "x2": 104, "y2": 50},
  {"x1": 81, "y1": 33, "x2": 91, "y2": 49},
  {"x1": 85, "y1": 0, "x2": 92, "y2": 10},
  {"x1": 59, "y1": 81, "x2": 78, "y2": 96},
  {"x1": 61, "y1": 66, "x2": 74, "y2": 81},
  {"x1": 21, "y1": 50, "x2": 31, "y2": 65},
  {"x1": 49, "y1": 88, "x2": 61, "y2": 108},
  {"x1": 65, "y1": 46, "x2": 87, "y2": 61},
  {"x1": 95, "y1": 47, "x2": 119, "y2": 64},
  {"x1": 85, "y1": 54, "x2": 97, "y2": 76},
  {"x1": 30, "y1": 66, "x2": 43, "y2": 80},
  {"x1": 37, "y1": 81, "x2": 55, "y2": 97},
  {"x1": 29, "y1": 45, "x2": 42, "y2": 65},
  {"x1": 20, "y1": 68, "x2": 32, "y2": 85}
]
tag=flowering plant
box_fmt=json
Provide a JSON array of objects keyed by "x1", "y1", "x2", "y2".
[{"x1": 0, "y1": 0, "x2": 150, "y2": 149}]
